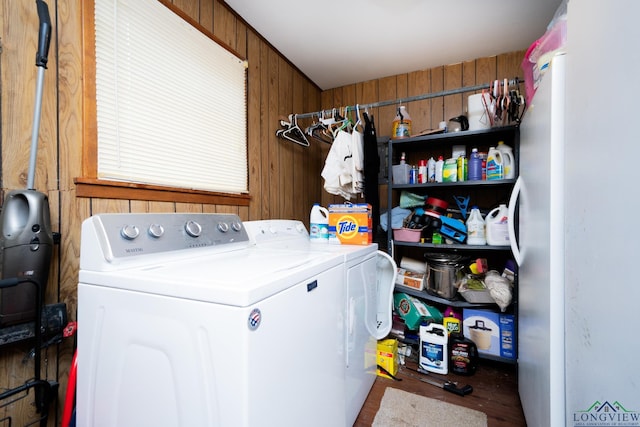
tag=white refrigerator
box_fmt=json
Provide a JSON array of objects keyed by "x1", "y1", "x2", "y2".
[{"x1": 514, "y1": 2, "x2": 640, "y2": 426}]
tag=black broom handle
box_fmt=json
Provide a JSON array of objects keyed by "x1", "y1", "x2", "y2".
[{"x1": 27, "y1": 0, "x2": 52, "y2": 190}]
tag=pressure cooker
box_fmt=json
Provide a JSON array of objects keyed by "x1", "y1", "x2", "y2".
[{"x1": 424, "y1": 253, "x2": 468, "y2": 299}]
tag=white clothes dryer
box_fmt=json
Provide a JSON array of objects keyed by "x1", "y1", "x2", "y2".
[{"x1": 244, "y1": 220, "x2": 396, "y2": 426}]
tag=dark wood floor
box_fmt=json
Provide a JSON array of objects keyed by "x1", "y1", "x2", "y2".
[{"x1": 354, "y1": 358, "x2": 526, "y2": 427}]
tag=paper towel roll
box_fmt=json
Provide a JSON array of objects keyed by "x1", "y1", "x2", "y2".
[
  {"x1": 467, "y1": 93, "x2": 492, "y2": 131},
  {"x1": 400, "y1": 257, "x2": 427, "y2": 274}
]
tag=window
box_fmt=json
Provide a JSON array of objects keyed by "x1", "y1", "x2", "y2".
[{"x1": 78, "y1": 0, "x2": 249, "y2": 204}]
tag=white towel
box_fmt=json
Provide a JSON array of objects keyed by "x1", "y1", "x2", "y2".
[{"x1": 321, "y1": 130, "x2": 354, "y2": 200}]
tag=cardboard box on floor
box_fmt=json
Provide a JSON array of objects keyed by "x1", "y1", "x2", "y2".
[{"x1": 376, "y1": 339, "x2": 398, "y2": 379}]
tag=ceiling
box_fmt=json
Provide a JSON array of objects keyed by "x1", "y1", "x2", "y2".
[{"x1": 224, "y1": 0, "x2": 563, "y2": 90}]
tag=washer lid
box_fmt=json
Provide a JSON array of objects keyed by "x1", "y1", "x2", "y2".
[{"x1": 79, "y1": 247, "x2": 343, "y2": 307}]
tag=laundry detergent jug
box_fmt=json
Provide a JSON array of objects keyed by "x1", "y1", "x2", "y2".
[
  {"x1": 485, "y1": 204, "x2": 510, "y2": 246},
  {"x1": 496, "y1": 141, "x2": 515, "y2": 179},
  {"x1": 486, "y1": 147, "x2": 503, "y2": 180}
]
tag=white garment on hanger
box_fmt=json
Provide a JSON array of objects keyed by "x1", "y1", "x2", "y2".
[
  {"x1": 321, "y1": 130, "x2": 354, "y2": 200},
  {"x1": 351, "y1": 129, "x2": 365, "y2": 194}
]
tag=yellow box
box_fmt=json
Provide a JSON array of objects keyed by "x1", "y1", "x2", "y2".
[
  {"x1": 328, "y1": 203, "x2": 372, "y2": 245},
  {"x1": 376, "y1": 339, "x2": 399, "y2": 379}
]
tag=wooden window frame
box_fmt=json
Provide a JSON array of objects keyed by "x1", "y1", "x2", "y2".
[{"x1": 75, "y1": 0, "x2": 250, "y2": 206}]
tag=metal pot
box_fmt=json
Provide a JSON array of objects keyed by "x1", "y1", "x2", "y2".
[{"x1": 425, "y1": 253, "x2": 467, "y2": 299}]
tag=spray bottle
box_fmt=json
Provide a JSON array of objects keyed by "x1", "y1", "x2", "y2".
[{"x1": 391, "y1": 106, "x2": 412, "y2": 139}]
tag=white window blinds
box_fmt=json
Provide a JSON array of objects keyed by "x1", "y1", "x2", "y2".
[{"x1": 94, "y1": 0, "x2": 248, "y2": 194}]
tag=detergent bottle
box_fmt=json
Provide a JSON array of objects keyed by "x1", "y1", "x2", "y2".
[
  {"x1": 486, "y1": 147, "x2": 503, "y2": 180},
  {"x1": 309, "y1": 203, "x2": 329, "y2": 243},
  {"x1": 466, "y1": 206, "x2": 486, "y2": 245},
  {"x1": 485, "y1": 204, "x2": 510, "y2": 246},
  {"x1": 468, "y1": 148, "x2": 483, "y2": 181},
  {"x1": 496, "y1": 141, "x2": 515, "y2": 179}
]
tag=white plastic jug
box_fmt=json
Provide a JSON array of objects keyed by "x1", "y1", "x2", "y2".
[
  {"x1": 486, "y1": 147, "x2": 503, "y2": 180},
  {"x1": 466, "y1": 206, "x2": 486, "y2": 245},
  {"x1": 485, "y1": 204, "x2": 510, "y2": 246},
  {"x1": 496, "y1": 141, "x2": 515, "y2": 179},
  {"x1": 309, "y1": 203, "x2": 329, "y2": 243},
  {"x1": 419, "y1": 322, "x2": 448, "y2": 374}
]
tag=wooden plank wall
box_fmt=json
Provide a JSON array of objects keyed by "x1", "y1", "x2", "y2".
[{"x1": 0, "y1": 0, "x2": 526, "y2": 424}]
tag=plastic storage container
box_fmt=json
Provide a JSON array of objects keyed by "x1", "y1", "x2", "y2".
[
  {"x1": 309, "y1": 203, "x2": 329, "y2": 243},
  {"x1": 393, "y1": 227, "x2": 423, "y2": 242},
  {"x1": 467, "y1": 93, "x2": 492, "y2": 131}
]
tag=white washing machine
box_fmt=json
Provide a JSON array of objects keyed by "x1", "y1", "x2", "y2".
[
  {"x1": 77, "y1": 213, "x2": 356, "y2": 427},
  {"x1": 243, "y1": 220, "x2": 396, "y2": 426}
]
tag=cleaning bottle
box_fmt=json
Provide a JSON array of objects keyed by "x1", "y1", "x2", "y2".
[
  {"x1": 309, "y1": 203, "x2": 329, "y2": 243},
  {"x1": 449, "y1": 333, "x2": 479, "y2": 376},
  {"x1": 468, "y1": 148, "x2": 482, "y2": 181},
  {"x1": 485, "y1": 204, "x2": 510, "y2": 246},
  {"x1": 496, "y1": 141, "x2": 515, "y2": 179},
  {"x1": 486, "y1": 147, "x2": 503, "y2": 180},
  {"x1": 391, "y1": 106, "x2": 412, "y2": 139},
  {"x1": 419, "y1": 322, "x2": 448, "y2": 374},
  {"x1": 427, "y1": 157, "x2": 436, "y2": 182},
  {"x1": 466, "y1": 206, "x2": 486, "y2": 245},
  {"x1": 418, "y1": 159, "x2": 427, "y2": 184},
  {"x1": 443, "y1": 307, "x2": 462, "y2": 336},
  {"x1": 435, "y1": 156, "x2": 444, "y2": 183},
  {"x1": 457, "y1": 155, "x2": 467, "y2": 182}
]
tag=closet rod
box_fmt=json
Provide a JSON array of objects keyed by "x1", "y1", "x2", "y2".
[{"x1": 292, "y1": 77, "x2": 521, "y2": 120}]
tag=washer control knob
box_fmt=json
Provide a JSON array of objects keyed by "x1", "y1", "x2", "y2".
[
  {"x1": 121, "y1": 224, "x2": 140, "y2": 240},
  {"x1": 185, "y1": 220, "x2": 202, "y2": 237},
  {"x1": 231, "y1": 221, "x2": 242, "y2": 232},
  {"x1": 217, "y1": 222, "x2": 230, "y2": 233},
  {"x1": 296, "y1": 223, "x2": 306, "y2": 234},
  {"x1": 148, "y1": 223, "x2": 164, "y2": 238}
]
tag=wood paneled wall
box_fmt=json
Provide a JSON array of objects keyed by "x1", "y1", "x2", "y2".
[{"x1": 0, "y1": 0, "x2": 526, "y2": 424}]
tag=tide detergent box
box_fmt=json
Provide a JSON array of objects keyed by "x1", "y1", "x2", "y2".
[{"x1": 328, "y1": 203, "x2": 372, "y2": 245}]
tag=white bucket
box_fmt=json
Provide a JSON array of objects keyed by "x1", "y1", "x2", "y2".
[{"x1": 467, "y1": 93, "x2": 492, "y2": 131}]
